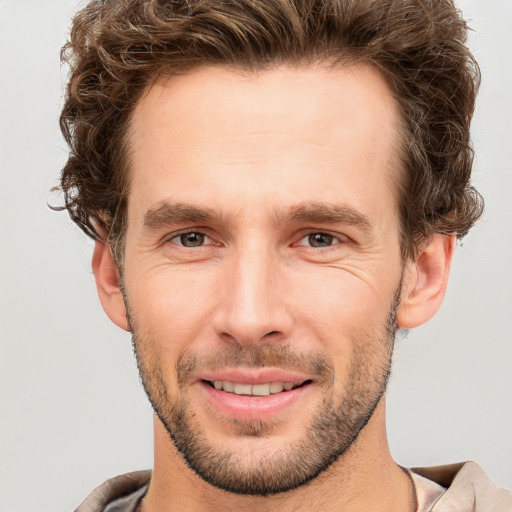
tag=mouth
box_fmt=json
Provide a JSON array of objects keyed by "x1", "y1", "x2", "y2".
[
  {"x1": 202, "y1": 379, "x2": 312, "y2": 396},
  {"x1": 196, "y1": 372, "x2": 315, "y2": 421}
]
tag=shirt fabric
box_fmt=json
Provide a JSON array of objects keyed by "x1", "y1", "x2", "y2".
[
  {"x1": 75, "y1": 461, "x2": 512, "y2": 512},
  {"x1": 412, "y1": 472, "x2": 446, "y2": 512}
]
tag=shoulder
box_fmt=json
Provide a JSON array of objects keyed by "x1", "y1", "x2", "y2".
[
  {"x1": 412, "y1": 461, "x2": 512, "y2": 512},
  {"x1": 74, "y1": 470, "x2": 151, "y2": 512}
]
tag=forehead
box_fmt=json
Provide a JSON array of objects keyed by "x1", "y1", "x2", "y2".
[{"x1": 127, "y1": 64, "x2": 402, "y2": 224}]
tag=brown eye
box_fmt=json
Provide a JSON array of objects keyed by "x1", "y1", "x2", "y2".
[
  {"x1": 307, "y1": 233, "x2": 336, "y2": 247},
  {"x1": 175, "y1": 232, "x2": 206, "y2": 247}
]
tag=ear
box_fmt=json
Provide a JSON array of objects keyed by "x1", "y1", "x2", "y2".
[
  {"x1": 397, "y1": 234, "x2": 455, "y2": 329},
  {"x1": 92, "y1": 237, "x2": 130, "y2": 332}
]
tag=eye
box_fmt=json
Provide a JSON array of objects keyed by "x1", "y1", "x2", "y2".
[
  {"x1": 297, "y1": 232, "x2": 341, "y2": 248},
  {"x1": 170, "y1": 231, "x2": 211, "y2": 247}
]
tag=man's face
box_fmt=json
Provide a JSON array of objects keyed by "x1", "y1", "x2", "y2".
[{"x1": 122, "y1": 64, "x2": 405, "y2": 495}]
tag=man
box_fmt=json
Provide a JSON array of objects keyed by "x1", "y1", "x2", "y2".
[{"x1": 56, "y1": 0, "x2": 511, "y2": 510}]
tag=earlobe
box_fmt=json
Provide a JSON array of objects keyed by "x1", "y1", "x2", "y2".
[
  {"x1": 397, "y1": 234, "x2": 455, "y2": 329},
  {"x1": 92, "y1": 238, "x2": 130, "y2": 332}
]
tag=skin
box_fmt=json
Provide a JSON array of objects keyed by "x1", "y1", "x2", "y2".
[{"x1": 93, "y1": 64, "x2": 454, "y2": 511}]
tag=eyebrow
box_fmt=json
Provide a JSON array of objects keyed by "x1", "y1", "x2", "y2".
[
  {"x1": 281, "y1": 202, "x2": 372, "y2": 231},
  {"x1": 143, "y1": 200, "x2": 372, "y2": 232},
  {"x1": 143, "y1": 202, "x2": 220, "y2": 229}
]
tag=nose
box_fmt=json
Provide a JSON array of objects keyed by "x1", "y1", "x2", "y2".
[{"x1": 212, "y1": 241, "x2": 293, "y2": 347}]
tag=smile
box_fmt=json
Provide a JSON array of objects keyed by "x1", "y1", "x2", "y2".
[
  {"x1": 198, "y1": 376, "x2": 314, "y2": 421},
  {"x1": 205, "y1": 380, "x2": 310, "y2": 396}
]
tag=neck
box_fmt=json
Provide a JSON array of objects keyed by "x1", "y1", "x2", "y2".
[{"x1": 141, "y1": 400, "x2": 415, "y2": 512}]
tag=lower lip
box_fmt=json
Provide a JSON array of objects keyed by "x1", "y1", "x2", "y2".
[{"x1": 198, "y1": 381, "x2": 312, "y2": 421}]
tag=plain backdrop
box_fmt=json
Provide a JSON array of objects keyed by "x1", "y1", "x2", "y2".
[{"x1": 1, "y1": 1, "x2": 511, "y2": 510}]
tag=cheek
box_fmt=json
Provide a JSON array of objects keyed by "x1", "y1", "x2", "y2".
[
  {"x1": 126, "y1": 266, "x2": 218, "y2": 357},
  {"x1": 291, "y1": 268, "x2": 397, "y2": 369},
  {"x1": 293, "y1": 267, "x2": 393, "y2": 331}
]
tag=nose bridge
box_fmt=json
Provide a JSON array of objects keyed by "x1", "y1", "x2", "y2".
[{"x1": 213, "y1": 235, "x2": 290, "y2": 345}]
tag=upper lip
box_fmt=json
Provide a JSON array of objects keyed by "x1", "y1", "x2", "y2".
[{"x1": 196, "y1": 368, "x2": 314, "y2": 386}]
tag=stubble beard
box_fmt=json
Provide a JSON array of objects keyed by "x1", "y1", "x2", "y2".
[{"x1": 126, "y1": 287, "x2": 400, "y2": 496}]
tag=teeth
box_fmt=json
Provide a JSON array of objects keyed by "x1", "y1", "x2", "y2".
[
  {"x1": 211, "y1": 380, "x2": 302, "y2": 396},
  {"x1": 233, "y1": 383, "x2": 252, "y2": 395},
  {"x1": 251, "y1": 384, "x2": 271, "y2": 396},
  {"x1": 222, "y1": 381, "x2": 234, "y2": 392},
  {"x1": 270, "y1": 382, "x2": 284, "y2": 394}
]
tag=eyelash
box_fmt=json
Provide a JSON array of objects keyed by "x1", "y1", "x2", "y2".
[
  {"x1": 167, "y1": 230, "x2": 346, "y2": 249},
  {"x1": 168, "y1": 230, "x2": 215, "y2": 248},
  {"x1": 295, "y1": 232, "x2": 344, "y2": 249}
]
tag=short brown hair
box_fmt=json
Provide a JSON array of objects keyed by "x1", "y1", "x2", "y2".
[{"x1": 58, "y1": 0, "x2": 483, "y2": 261}]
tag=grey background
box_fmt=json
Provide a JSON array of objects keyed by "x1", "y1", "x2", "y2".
[{"x1": 0, "y1": 1, "x2": 510, "y2": 510}]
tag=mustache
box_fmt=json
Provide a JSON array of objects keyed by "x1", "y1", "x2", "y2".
[{"x1": 175, "y1": 344, "x2": 334, "y2": 386}]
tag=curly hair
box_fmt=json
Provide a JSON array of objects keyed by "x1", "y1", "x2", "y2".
[{"x1": 58, "y1": 0, "x2": 483, "y2": 261}]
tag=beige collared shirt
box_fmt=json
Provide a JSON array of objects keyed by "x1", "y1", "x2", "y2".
[{"x1": 75, "y1": 462, "x2": 512, "y2": 512}]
